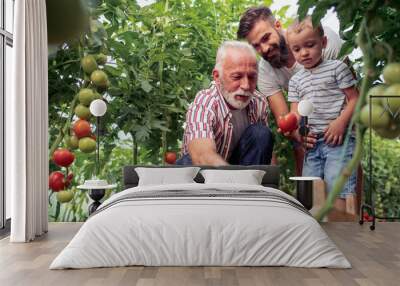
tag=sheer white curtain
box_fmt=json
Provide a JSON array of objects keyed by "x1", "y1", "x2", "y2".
[{"x1": 7, "y1": 0, "x2": 48, "y2": 242}]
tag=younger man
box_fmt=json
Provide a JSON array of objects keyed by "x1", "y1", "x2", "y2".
[{"x1": 287, "y1": 17, "x2": 359, "y2": 213}]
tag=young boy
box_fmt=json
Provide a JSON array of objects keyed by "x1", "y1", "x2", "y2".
[{"x1": 287, "y1": 17, "x2": 359, "y2": 213}]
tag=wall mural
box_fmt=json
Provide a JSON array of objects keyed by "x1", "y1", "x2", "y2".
[{"x1": 47, "y1": 0, "x2": 400, "y2": 222}]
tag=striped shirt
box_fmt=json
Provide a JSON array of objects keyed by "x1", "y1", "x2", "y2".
[
  {"x1": 181, "y1": 82, "x2": 270, "y2": 160},
  {"x1": 288, "y1": 60, "x2": 357, "y2": 134}
]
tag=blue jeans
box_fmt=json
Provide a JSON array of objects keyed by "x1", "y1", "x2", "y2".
[
  {"x1": 302, "y1": 136, "x2": 357, "y2": 198},
  {"x1": 176, "y1": 123, "x2": 274, "y2": 165}
]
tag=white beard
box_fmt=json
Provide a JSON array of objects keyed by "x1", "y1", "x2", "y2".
[{"x1": 220, "y1": 83, "x2": 253, "y2": 110}]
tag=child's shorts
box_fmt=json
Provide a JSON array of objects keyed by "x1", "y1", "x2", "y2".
[{"x1": 302, "y1": 135, "x2": 357, "y2": 199}]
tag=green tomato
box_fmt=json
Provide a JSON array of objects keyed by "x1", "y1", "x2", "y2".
[
  {"x1": 74, "y1": 104, "x2": 91, "y2": 120},
  {"x1": 78, "y1": 88, "x2": 95, "y2": 106},
  {"x1": 79, "y1": 137, "x2": 97, "y2": 153},
  {"x1": 65, "y1": 135, "x2": 79, "y2": 150},
  {"x1": 383, "y1": 83, "x2": 400, "y2": 112},
  {"x1": 96, "y1": 53, "x2": 108, "y2": 65},
  {"x1": 360, "y1": 104, "x2": 390, "y2": 129},
  {"x1": 81, "y1": 55, "x2": 98, "y2": 75},
  {"x1": 367, "y1": 84, "x2": 386, "y2": 106},
  {"x1": 383, "y1": 63, "x2": 400, "y2": 85},
  {"x1": 375, "y1": 121, "x2": 400, "y2": 139},
  {"x1": 90, "y1": 70, "x2": 109, "y2": 88},
  {"x1": 56, "y1": 190, "x2": 74, "y2": 203}
]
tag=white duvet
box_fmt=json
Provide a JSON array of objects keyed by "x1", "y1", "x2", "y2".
[{"x1": 50, "y1": 183, "x2": 351, "y2": 269}]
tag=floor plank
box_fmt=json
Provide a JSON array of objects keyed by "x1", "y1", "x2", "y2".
[{"x1": 0, "y1": 222, "x2": 399, "y2": 286}]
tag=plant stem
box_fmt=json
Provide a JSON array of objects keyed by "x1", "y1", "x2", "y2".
[
  {"x1": 53, "y1": 59, "x2": 80, "y2": 69},
  {"x1": 315, "y1": 19, "x2": 375, "y2": 221},
  {"x1": 133, "y1": 136, "x2": 138, "y2": 164},
  {"x1": 54, "y1": 201, "x2": 61, "y2": 222},
  {"x1": 49, "y1": 93, "x2": 79, "y2": 158}
]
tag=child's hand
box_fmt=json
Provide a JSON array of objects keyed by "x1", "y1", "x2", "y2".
[
  {"x1": 324, "y1": 118, "x2": 346, "y2": 146},
  {"x1": 302, "y1": 132, "x2": 317, "y2": 149}
]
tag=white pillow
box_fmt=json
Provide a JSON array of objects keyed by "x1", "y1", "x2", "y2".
[
  {"x1": 135, "y1": 167, "x2": 201, "y2": 186},
  {"x1": 200, "y1": 169, "x2": 266, "y2": 185}
]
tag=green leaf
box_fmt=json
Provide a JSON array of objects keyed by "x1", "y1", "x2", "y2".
[
  {"x1": 140, "y1": 80, "x2": 153, "y2": 93},
  {"x1": 312, "y1": 1, "x2": 331, "y2": 28},
  {"x1": 104, "y1": 65, "x2": 121, "y2": 77},
  {"x1": 276, "y1": 5, "x2": 290, "y2": 19},
  {"x1": 297, "y1": 0, "x2": 317, "y2": 19},
  {"x1": 181, "y1": 48, "x2": 192, "y2": 57},
  {"x1": 134, "y1": 126, "x2": 150, "y2": 142},
  {"x1": 119, "y1": 31, "x2": 138, "y2": 43},
  {"x1": 338, "y1": 40, "x2": 355, "y2": 59},
  {"x1": 152, "y1": 120, "x2": 170, "y2": 132},
  {"x1": 107, "y1": 87, "x2": 123, "y2": 96}
]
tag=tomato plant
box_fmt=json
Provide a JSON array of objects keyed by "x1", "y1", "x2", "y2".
[{"x1": 298, "y1": 0, "x2": 400, "y2": 220}]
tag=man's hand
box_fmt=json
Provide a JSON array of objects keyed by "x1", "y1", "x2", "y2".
[
  {"x1": 324, "y1": 118, "x2": 346, "y2": 146},
  {"x1": 279, "y1": 126, "x2": 316, "y2": 150},
  {"x1": 277, "y1": 128, "x2": 302, "y2": 143},
  {"x1": 267, "y1": 92, "x2": 289, "y2": 123}
]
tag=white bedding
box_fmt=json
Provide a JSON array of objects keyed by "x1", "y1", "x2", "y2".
[{"x1": 50, "y1": 183, "x2": 351, "y2": 269}]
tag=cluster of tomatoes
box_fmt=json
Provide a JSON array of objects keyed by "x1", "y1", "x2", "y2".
[
  {"x1": 49, "y1": 149, "x2": 75, "y2": 203},
  {"x1": 360, "y1": 62, "x2": 400, "y2": 139},
  {"x1": 67, "y1": 54, "x2": 110, "y2": 154},
  {"x1": 49, "y1": 54, "x2": 110, "y2": 204}
]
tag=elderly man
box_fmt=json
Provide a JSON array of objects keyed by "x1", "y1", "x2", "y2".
[
  {"x1": 176, "y1": 41, "x2": 272, "y2": 166},
  {"x1": 237, "y1": 6, "x2": 343, "y2": 172}
]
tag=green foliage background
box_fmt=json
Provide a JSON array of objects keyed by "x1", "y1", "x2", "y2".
[
  {"x1": 48, "y1": 0, "x2": 295, "y2": 221},
  {"x1": 48, "y1": 0, "x2": 400, "y2": 221},
  {"x1": 362, "y1": 133, "x2": 400, "y2": 218}
]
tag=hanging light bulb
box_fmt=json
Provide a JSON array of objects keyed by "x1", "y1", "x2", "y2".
[
  {"x1": 298, "y1": 99, "x2": 314, "y2": 137},
  {"x1": 298, "y1": 99, "x2": 314, "y2": 116},
  {"x1": 89, "y1": 99, "x2": 107, "y2": 117}
]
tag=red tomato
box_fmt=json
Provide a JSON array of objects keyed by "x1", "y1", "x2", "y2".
[
  {"x1": 164, "y1": 151, "x2": 177, "y2": 164},
  {"x1": 277, "y1": 112, "x2": 298, "y2": 133},
  {"x1": 53, "y1": 148, "x2": 75, "y2": 167},
  {"x1": 73, "y1": 119, "x2": 92, "y2": 138},
  {"x1": 363, "y1": 212, "x2": 373, "y2": 222},
  {"x1": 49, "y1": 171, "x2": 65, "y2": 192}
]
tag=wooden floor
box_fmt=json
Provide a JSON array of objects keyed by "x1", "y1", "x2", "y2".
[{"x1": 0, "y1": 222, "x2": 399, "y2": 286}]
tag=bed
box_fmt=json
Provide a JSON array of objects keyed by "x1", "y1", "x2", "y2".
[{"x1": 50, "y1": 165, "x2": 350, "y2": 269}]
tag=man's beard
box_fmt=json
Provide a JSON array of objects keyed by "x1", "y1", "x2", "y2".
[
  {"x1": 220, "y1": 82, "x2": 253, "y2": 110},
  {"x1": 261, "y1": 34, "x2": 289, "y2": 69}
]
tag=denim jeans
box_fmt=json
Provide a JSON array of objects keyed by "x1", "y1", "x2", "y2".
[
  {"x1": 176, "y1": 123, "x2": 274, "y2": 165},
  {"x1": 302, "y1": 136, "x2": 357, "y2": 198}
]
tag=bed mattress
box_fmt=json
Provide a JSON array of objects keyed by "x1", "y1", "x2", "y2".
[{"x1": 50, "y1": 183, "x2": 350, "y2": 269}]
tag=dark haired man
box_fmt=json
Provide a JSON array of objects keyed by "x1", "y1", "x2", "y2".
[{"x1": 237, "y1": 6, "x2": 343, "y2": 173}]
